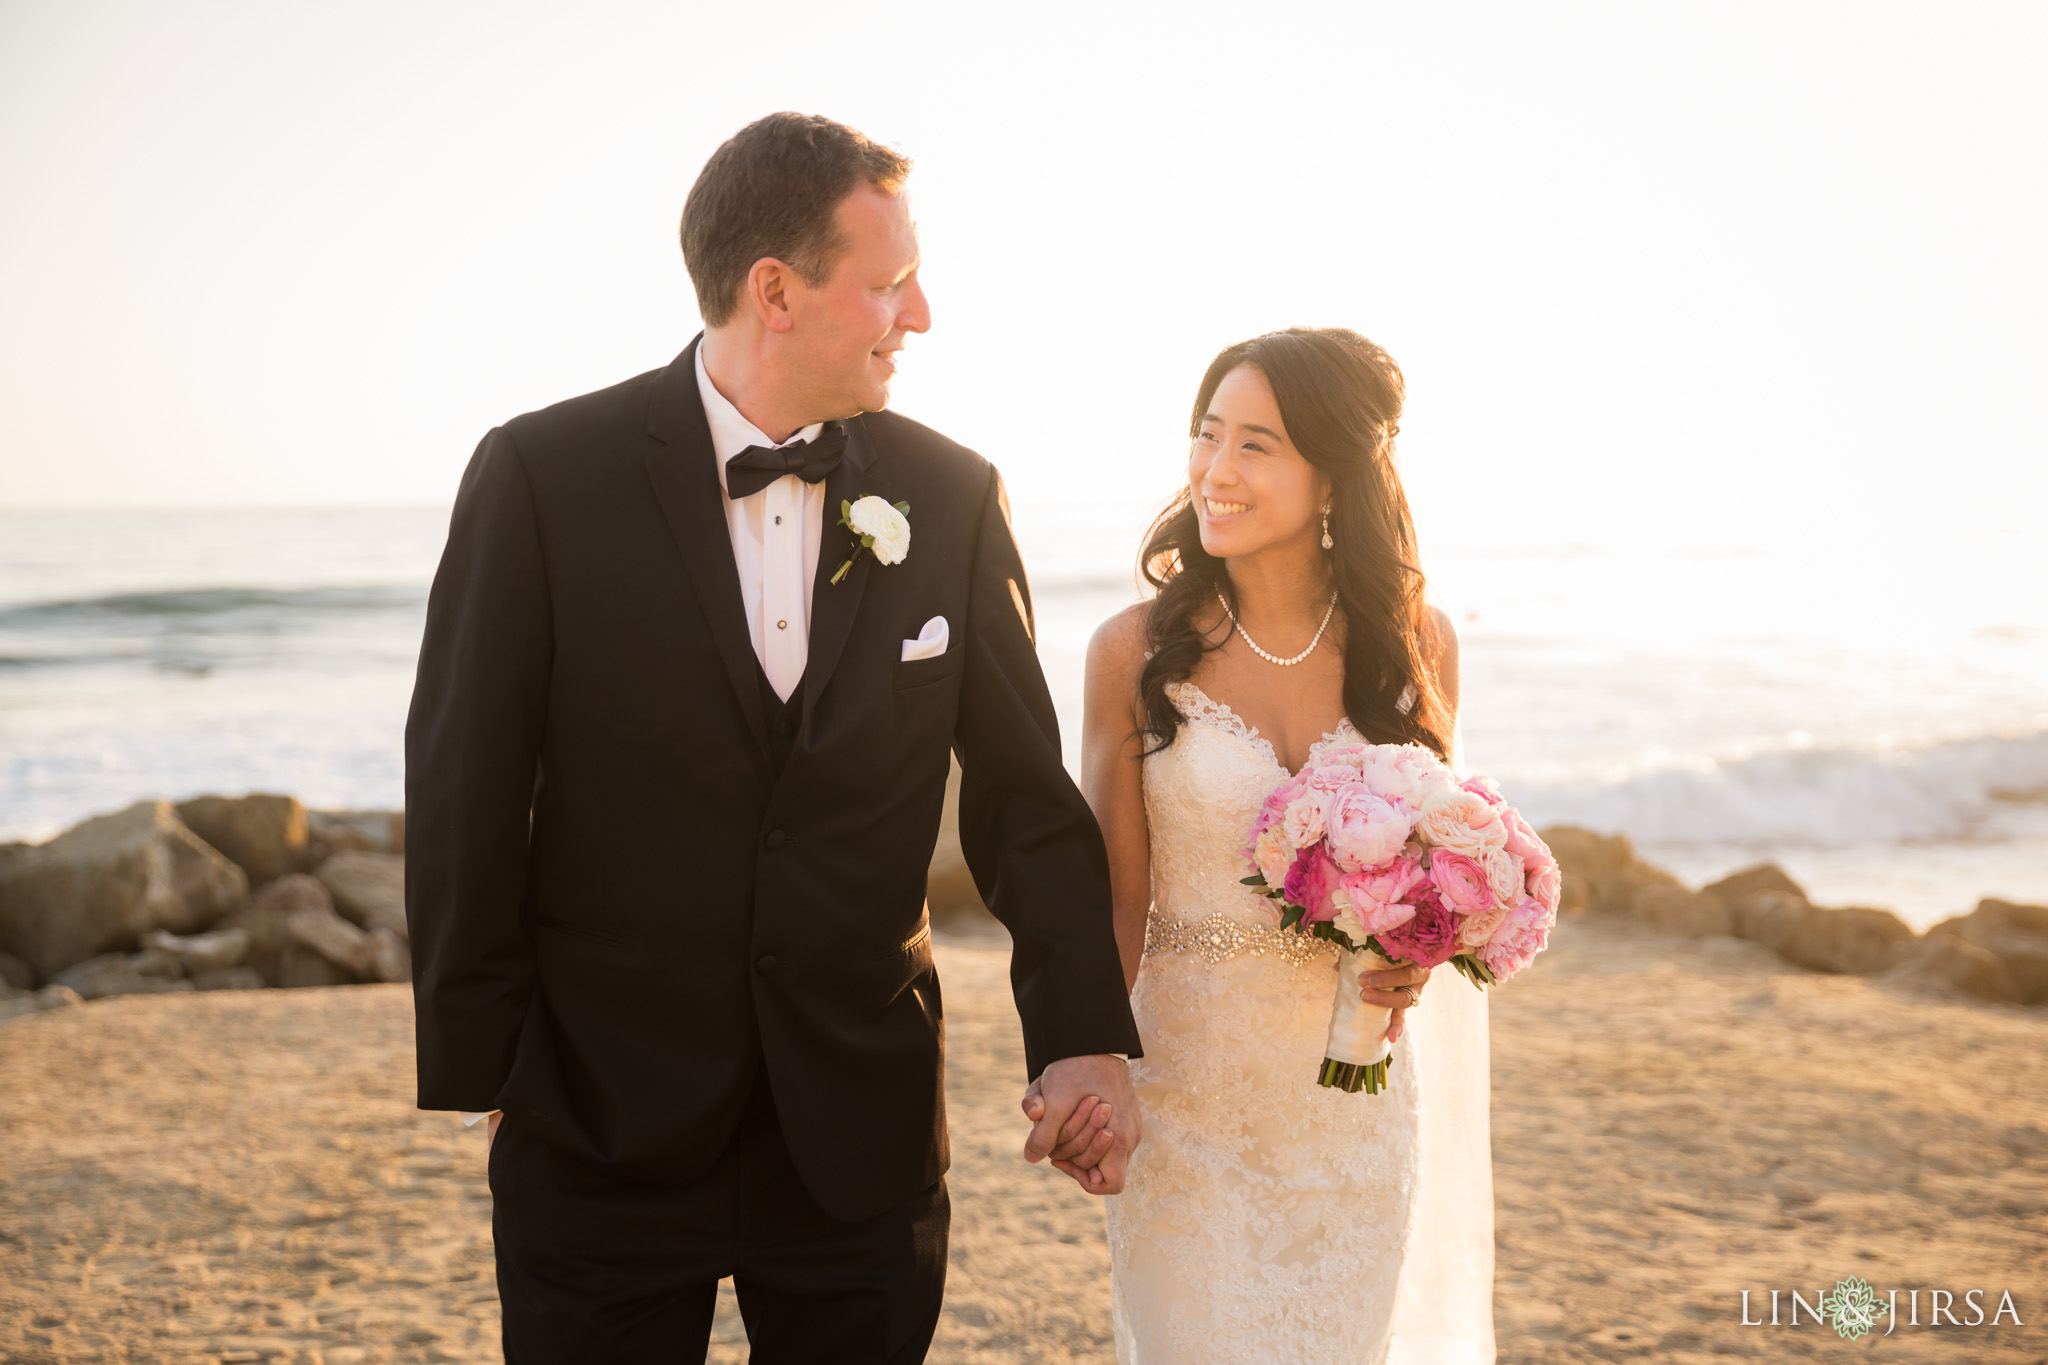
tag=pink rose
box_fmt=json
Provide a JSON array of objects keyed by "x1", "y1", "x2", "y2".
[
  {"x1": 1283, "y1": 847, "x2": 1343, "y2": 923},
  {"x1": 1427, "y1": 850, "x2": 1494, "y2": 914},
  {"x1": 1324, "y1": 782, "x2": 1411, "y2": 873},
  {"x1": 1478, "y1": 896, "x2": 1555, "y2": 979},
  {"x1": 1498, "y1": 804, "x2": 1551, "y2": 870},
  {"x1": 1253, "y1": 770, "x2": 1308, "y2": 839},
  {"x1": 1461, "y1": 775, "x2": 1506, "y2": 807},
  {"x1": 1334, "y1": 855, "x2": 1426, "y2": 937},
  {"x1": 1458, "y1": 900, "x2": 1510, "y2": 947},
  {"x1": 1250, "y1": 827, "x2": 1294, "y2": 889},
  {"x1": 1376, "y1": 890, "x2": 1461, "y2": 969},
  {"x1": 1482, "y1": 846, "x2": 1524, "y2": 907},
  {"x1": 1280, "y1": 789, "x2": 1328, "y2": 850},
  {"x1": 1524, "y1": 855, "x2": 1562, "y2": 915},
  {"x1": 1413, "y1": 787, "x2": 1508, "y2": 859}
]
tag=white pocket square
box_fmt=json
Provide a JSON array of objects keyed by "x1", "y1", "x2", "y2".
[{"x1": 901, "y1": 615, "x2": 949, "y2": 662}]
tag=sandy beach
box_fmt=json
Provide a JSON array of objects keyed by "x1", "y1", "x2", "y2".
[{"x1": 2, "y1": 916, "x2": 2043, "y2": 1364}]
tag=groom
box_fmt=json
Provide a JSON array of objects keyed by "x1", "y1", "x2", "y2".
[{"x1": 405, "y1": 112, "x2": 1143, "y2": 1361}]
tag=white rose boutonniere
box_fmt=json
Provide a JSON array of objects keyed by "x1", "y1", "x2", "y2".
[{"x1": 832, "y1": 495, "x2": 911, "y2": 584}]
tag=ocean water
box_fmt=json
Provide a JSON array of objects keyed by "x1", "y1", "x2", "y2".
[{"x1": 2, "y1": 505, "x2": 2043, "y2": 931}]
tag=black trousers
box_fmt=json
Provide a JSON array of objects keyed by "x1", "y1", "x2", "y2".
[{"x1": 490, "y1": 1071, "x2": 949, "y2": 1363}]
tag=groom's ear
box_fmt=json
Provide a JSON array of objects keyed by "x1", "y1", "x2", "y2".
[{"x1": 743, "y1": 256, "x2": 798, "y2": 334}]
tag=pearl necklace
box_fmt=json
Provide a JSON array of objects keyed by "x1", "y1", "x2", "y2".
[{"x1": 1215, "y1": 590, "x2": 1339, "y2": 667}]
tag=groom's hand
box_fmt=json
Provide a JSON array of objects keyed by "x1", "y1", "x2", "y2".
[{"x1": 1021, "y1": 1054, "x2": 1141, "y2": 1195}]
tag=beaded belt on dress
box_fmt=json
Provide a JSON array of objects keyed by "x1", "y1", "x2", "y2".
[{"x1": 1143, "y1": 907, "x2": 1337, "y2": 967}]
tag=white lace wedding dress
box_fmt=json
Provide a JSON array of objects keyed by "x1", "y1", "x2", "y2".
[{"x1": 1105, "y1": 680, "x2": 1496, "y2": 1364}]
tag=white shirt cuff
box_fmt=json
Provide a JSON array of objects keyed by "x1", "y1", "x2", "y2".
[{"x1": 460, "y1": 1111, "x2": 495, "y2": 1127}]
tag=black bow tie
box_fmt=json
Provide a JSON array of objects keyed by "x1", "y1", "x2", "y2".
[{"x1": 724, "y1": 423, "x2": 849, "y2": 500}]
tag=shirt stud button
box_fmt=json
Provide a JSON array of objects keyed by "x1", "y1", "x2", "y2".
[
  {"x1": 777, "y1": 620, "x2": 788, "y2": 630},
  {"x1": 774, "y1": 515, "x2": 783, "y2": 524}
]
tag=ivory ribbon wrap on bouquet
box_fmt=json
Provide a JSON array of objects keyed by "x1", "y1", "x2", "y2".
[{"x1": 1322, "y1": 945, "x2": 1397, "y2": 1092}]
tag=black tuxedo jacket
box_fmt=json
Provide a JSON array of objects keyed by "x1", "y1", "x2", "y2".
[{"x1": 405, "y1": 338, "x2": 1141, "y2": 1220}]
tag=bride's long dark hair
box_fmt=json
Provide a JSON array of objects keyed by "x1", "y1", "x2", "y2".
[{"x1": 1137, "y1": 327, "x2": 1451, "y2": 759}]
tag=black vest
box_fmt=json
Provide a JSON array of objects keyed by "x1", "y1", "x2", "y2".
[{"x1": 755, "y1": 660, "x2": 805, "y2": 777}]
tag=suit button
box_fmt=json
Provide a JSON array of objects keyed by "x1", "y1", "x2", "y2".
[
  {"x1": 764, "y1": 829, "x2": 787, "y2": 851},
  {"x1": 756, "y1": 954, "x2": 779, "y2": 975}
]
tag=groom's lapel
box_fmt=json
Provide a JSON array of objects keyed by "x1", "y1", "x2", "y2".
[
  {"x1": 801, "y1": 414, "x2": 885, "y2": 728},
  {"x1": 643, "y1": 337, "x2": 772, "y2": 764}
]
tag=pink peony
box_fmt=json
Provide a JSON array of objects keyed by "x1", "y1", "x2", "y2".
[
  {"x1": 1428, "y1": 850, "x2": 1495, "y2": 914},
  {"x1": 1357, "y1": 744, "x2": 1456, "y2": 810},
  {"x1": 1334, "y1": 855, "x2": 1426, "y2": 938},
  {"x1": 1283, "y1": 846, "x2": 1344, "y2": 923},
  {"x1": 1477, "y1": 896, "x2": 1554, "y2": 979},
  {"x1": 1376, "y1": 890, "x2": 1462, "y2": 969},
  {"x1": 1325, "y1": 782, "x2": 1412, "y2": 873},
  {"x1": 1308, "y1": 745, "x2": 1368, "y2": 783}
]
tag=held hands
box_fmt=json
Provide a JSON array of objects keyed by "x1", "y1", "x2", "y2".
[
  {"x1": 1360, "y1": 961, "x2": 1430, "y2": 1045},
  {"x1": 1020, "y1": 1053, "x2": 1141, "y2": 1196}
]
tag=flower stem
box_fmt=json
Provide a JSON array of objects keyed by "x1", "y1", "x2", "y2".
[{"x1": 1318, "y1": 1053, "x2": 1394, "y2": 1094}]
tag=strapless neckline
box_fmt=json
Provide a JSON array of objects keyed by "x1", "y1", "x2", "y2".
[{"x1": 1166, "y1": 678, "x2": 1358, "y2": 779}]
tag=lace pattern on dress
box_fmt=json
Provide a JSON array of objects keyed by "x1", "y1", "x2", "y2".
[{"x1": 1107, "y1": 679, "x2": 1422, "y2": 1365}]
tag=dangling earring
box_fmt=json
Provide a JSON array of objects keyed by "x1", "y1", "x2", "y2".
[{"x1": 1321, "y1": 505, "x2": 1334, "y2": 551}]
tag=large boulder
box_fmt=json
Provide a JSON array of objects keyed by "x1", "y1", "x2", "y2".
[
  {"x1": 193, "y1": 966, "x2": 269, "y2": 991},
  {"x1": 0, "y1": 983, "x2": 83, "y2": 1024},
  {"x1": 1888, "y1": 935, "x2": 2025, "y2": 1003},
  {"x1": 173, "y1": 794, "x2": 309, "y2": 885},
  {"x1": 315, "y1": 852, "x2": 407, "y2": 940},
  {"x1": 1538, "y1": 826, "x2": 1679, "y2": 917},
  {"x1": 1630, "y1": 883, "x2": 1734, "y2": 937},
  {"x1": 368, "y1": 925, "x2": 411, "y2": 984},
  {"x1": 287, "y1": 903, "x2": 374, "y2": 981},
  {"x1": 306, "y1": 809, "x2": 405, "y2": 865},
  {"x1": 0, "y1": 949, "x2": 35, "y2": 991},
  {"x1": 0, "y1": 802, "x2": 249, "y2": 977},
  {"x1": 218, "y1": 874, "x2": 332, "y2": 986},
  {"x1": 1926, "y1": 899, "x2": 2048, "y2": 1004},
  {"x1": 1737, "y1": 892, "x2": 1914, "y2": 974},
  {"x1": 1702, "y1": 863, "x2": 1807, "y2": 914},
  {"x1": 53, "y1": 951, "x2": 197, "y2": 1000},
  {"x1": 140, "y1": 926, "x2": 252, "y2": 975}
]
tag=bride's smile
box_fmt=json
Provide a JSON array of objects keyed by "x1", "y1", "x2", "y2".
[{"x1": 1190, "y1": 362, "x2": 1330, "y2": 563}]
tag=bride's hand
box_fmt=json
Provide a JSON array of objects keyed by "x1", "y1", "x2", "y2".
[
  {"x1": 1021, "y1": 1077, "x2": 1116, "y2": 1173},
  {"x1": 1360, "y1": 963, "x2": 1429, "y2": 1043}
]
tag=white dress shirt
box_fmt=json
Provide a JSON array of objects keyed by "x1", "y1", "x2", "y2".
[{"x1": 695, "y1": 344, "x2": 827, "y2": 701}]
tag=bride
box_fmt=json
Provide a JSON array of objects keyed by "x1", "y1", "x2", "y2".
[{"x1": 1081, "y1": 328, "x2": 1496, "y2": 1362}]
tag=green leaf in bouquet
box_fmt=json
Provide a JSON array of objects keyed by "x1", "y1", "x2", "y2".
[
  {"x1": 892, "y1": 500, "x2": 910, "y2": 515},
  {"x1": 1239, "y1": 874, "x2": 1268, "y2": 888}
]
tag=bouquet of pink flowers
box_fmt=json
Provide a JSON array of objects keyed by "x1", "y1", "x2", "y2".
[{"x1": 1242, "y1": 740, "x2": 1560, "y2": 1094}]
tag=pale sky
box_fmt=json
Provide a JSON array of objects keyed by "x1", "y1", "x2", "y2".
[{"x1": 2, "y1": 1, "x2": 2045, "y2": 560}]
